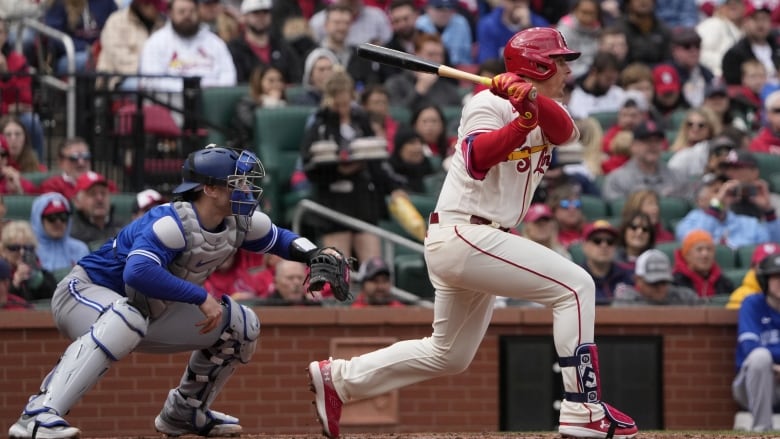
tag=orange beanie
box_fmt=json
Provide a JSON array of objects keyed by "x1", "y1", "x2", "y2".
[{"x1": 681, "y1": 229, "x2": 714, "y2": 256}]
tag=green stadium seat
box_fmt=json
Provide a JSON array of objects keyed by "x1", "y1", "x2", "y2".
[
  {"x1": 111, "y1": 193, "x2": 139, "y2": 223},
  {"x1": 284, "y1": 85, "x2": 307, "y2": 104},
  {"x1": 590, "y1": 111, "x2": 617, "y2": 131},
  {"x1": 442, "y1": 106, "x2": 463, "y2": 126},
  {"x1": 254, "y1": 106, "x2": 316, "y2": 224},
  {"x1": 394, "y1": 253, "x2": 434, "y2": 300},
  {"x1": 389, "y1": 106, "x2": 411, "y2": 125},
  {"x1": 5, "y1": 195, "x2": 36, "y2": 220},
  {"x1": 580, "y1": 195, "x2": 609, "y2": 221},
  {"x1": 22, "y1": 171, "x2": 58, "y2": 186},
  {"x1": 568, "y1": 242, "x2": 585, "y2": 265},
  {"x1": 407, "y1": 193, "x2": 438, "y2": 220},
  {"x1": 607, "y1": 199, "x2": 625, "y2": 218},
  {"x1": 655, "y1": 241, "x2": 679, "y2": 262},
  {"x1": 715, "y1": 244, "x2": 737, "y2": 270},
  {"x1": 754, "y1": 152, "x2": 780, "y2": 183},
  {"x1": 200, "y1": 86, "x2": 249, "y2": 145},
  {"x1": 659, "y1": 197, "x2": 691, "y2": 225},
  {"x1": 661, "y1": 150, "x2": 674, "y2": 164},
  {"x1": 723, "y1": 268, "x2": 748, "y2": 289},
  {"x1": 422, "y1": 172, "x2": 446, "y2": 196},
  {"x1": 736, "y1": 244, "x2": 759, "y2": 269},
  {"x1": 768, "y1": 173, "x2": 780, "y2": 193}
]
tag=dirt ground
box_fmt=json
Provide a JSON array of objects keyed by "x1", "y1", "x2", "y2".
[{"x1": 98, "y1": 433, "x2": 780, "y2": 439}]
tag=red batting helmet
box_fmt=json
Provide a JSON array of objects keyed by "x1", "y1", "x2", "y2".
[{"x1": 503, "y1": 27, "x2": 581, "y2": 81}]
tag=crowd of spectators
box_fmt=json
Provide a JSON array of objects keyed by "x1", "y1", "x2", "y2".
[{"x1": 0, "y1": 0, "x2": 779, "y2": 310}]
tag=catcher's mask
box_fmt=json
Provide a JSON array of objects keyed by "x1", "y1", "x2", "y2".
[{"x1": 173, "y1": 145, "x2": 265, "y2": 229}]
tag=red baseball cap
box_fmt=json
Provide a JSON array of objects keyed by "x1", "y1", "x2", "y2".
[
  {"x1": 653, "y1": 64, "x2": 681, "y2": 95},
  {"x1": 42, "y1": 198, "x2": 70, "y2": 216},
  {"x1": 75, "y1": 171, "x2": 108, "y2": 193},
  {"x1": 525, "y1": 203, "x2": 553, "y2": 223},
  {"x1": 752, "y1": 243, "x2": 780, "y2": 267},
  {"x1": 583, "y1": 220, "x2": 619, "y2": 240}
]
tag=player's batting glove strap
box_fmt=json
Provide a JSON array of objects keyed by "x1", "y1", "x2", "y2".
[{"x1": 306, "y1": 247, "x2": 357, "y2": 302}]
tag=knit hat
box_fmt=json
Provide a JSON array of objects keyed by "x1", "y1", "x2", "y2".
[{"x1": 681, "y1": 229, "x2": 714, "y2": 256}]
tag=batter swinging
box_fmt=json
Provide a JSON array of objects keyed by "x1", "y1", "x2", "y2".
[{"x1": 308, "y1": 27, "x2": 638, "y2": 439}]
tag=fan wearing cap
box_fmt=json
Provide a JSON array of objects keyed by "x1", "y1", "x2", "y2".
[
  {"x1": 0, "y1": 134, "x2": 35, "y2": 195},
  {"x1": 351, "y1": 257, "x2": 404, "y2": 307},
  {"x1": 519, "y1": 203, "x2": 571, "y2": 259},
  {"x1": 579, "y1": 219, "x2": 634, "y2": 305},
  {"x1": 226, "y1": 0, "x2": 302, "y2": 83},
  {"x1": 721, "y1": 2, "x2": 779, "y2": 86},
  {"x1": 69, "y1": 171, "x2": 125, "y2": 250},
  {"x1": 677, "y1": 170, "x2": 780, "y2": 248},
  {"x1": 652, "y1": 64, "x2": 689, "y2": 117},
  {"x1": 613, "y1": 249, "x2": 701, "y2": 306},
  {"x1": 719, "y1": 149, "x2": 780, "y2": 221},
  {"x1": 727, "y1": 242, "x2": 780, "y2": 309},
  {"x1": 6, "y1": 145, "x2": 345, "y2": 439},
  {"x1": 602, "y1": 119, "x2": 690, "y2": 202},
  {"x1": 95, "y1": 0, "x2": 166, "y2": 89},
  {"x1": 668, "y1": 27, "x2": 715, "y2": 108},
  {"x1": 29, "y1": 192, "x2": 89, "y2": 280},
  {"x1": 672, "y1": 229, "x2": 734, "y2": 298},
  {"x1": 131, "y1": 189, "x2": 168, "y2": 220},
  {"x1": 731, "y1": 251, "x2": 780, "y2": 432},
  {"x1": 39, "y1": 138, "x2": 118, "y2": 200},
  {"x1": 749, "y1": 90, "x2": 780, "y2": 155}
]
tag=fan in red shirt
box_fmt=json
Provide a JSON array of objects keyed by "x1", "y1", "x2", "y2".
[
  {"x1": 351, "y1": 256, "x2": 405, "y2": 307},
  {"x1": 0, "y1": 257, "x2": 32, "y2": 310},
  {"x1": 39, "y1": 138, "x2": 118, "y2": 199},
  {"x1": 204, "y1": 249, "x2": 275, "y2": 300},
  {"x1": 749, "y1": 90, "x2": 780, "y2": 155},
  {"x1": 0, "y1": 135, "x2": 35, "y2": 194}
]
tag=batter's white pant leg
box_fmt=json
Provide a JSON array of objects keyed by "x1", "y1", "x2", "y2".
[
  {"x1": 156, "y1": 296, "x2": 260, "y2": 437},
  {"x1": 733, "y1": 348, "x2": 776, "y2": 431},
  {"x1": 10, "y1": 298, "x2": 146, "y2": 438}
]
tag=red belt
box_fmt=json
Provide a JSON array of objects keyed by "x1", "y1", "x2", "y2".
[{"x1": 429, "y1": 212, "x2": 509, "y2": 232}]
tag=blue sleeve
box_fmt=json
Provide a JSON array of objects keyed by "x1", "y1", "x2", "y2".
[
  {"x1": 124, "y1": 254, "x2": 208, "y2": 305},
  {"x1": 674, "y1": 210, "x2": 716, "y2": 241},
  {"x1": 241, "y1": 224, "x2": 302, "y2": 261},
  {"x1": 736, "y1": 297, "x2": 763, "y2": 368},
  {"x1": 475, "y1": 19, "x2": 496, "y2": 64}
]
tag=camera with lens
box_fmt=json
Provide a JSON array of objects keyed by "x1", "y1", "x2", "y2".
[
  {"x1": 726, "y1": 183, "x2": 758, "y2": 198},
  {"x1": 21, "y1": 248, "x2": 44, "y2": 289},
  {"x1": 22, "y1": 248, "x2": 38, "y2": 268}
]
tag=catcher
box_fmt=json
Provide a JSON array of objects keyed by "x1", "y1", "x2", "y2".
[{"x1": 8, "y1": 145, "x2": 352, "y2": 439}]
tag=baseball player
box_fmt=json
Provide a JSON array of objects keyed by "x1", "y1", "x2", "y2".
[
  {"x1": 7, "y1": 146, "x2": 348, "y2": 439},
  {"x1": 308, "y1": 28, "x2": 638, "y2": 439}
]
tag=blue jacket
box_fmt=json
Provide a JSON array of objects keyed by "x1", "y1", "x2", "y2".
[
  {"x1": 416, "y1": 13, "x2": 473, "y2": 66},
  {"x1": 675, "y1": 208, "x2": 780, "y2": 248},
  {"x1": 476, "y1": 7, "x2": 549, "y2": 64},
  {"x1": 736, "y1": 293, "x2": 780, "y2": 370},
  {"x1": 30, "y1": 192, "x2": 90, "y2": 274}
]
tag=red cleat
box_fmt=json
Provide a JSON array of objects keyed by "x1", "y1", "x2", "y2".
[
  {"x1": 559, "y1": 402, "x2": 638, "y2": 439},
  {"x1": 308, "y1": 360, "x2": 342, "y2": 438}
]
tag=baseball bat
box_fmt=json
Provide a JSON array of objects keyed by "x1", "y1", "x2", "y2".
[{"x1": 356, "y1": 43, "x2": 536, "y2": 100}]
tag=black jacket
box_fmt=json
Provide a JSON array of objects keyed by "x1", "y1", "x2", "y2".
[
  {"x1": 721, "y1": 32, "x2": 780, "y2": 85},
  {"x1": 228, "y1": 35, "x2": 303, "y2": 84}
]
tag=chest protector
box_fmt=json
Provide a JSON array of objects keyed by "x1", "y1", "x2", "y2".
[{"x1": 167, "y1": 201, "x2": 246, "y2": 285}]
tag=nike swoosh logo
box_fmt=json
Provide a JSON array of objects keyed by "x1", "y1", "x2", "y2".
[{"x1": 195, "y1": 258, "x2": 220, "y2": 267}]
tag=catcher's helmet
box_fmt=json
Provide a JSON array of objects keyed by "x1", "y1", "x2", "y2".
[
  {"x1": 173, "y1": 145, "x2": 265, "y2": 221},
  {"x1": 504, "y1": 27, "x2": 581, "y2": 81},
  {"x1": 757, "y1": 253, "x2": 780, "y2": 293}
]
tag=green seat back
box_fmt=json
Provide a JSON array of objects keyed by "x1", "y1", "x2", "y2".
[
  {"x1": 591, "y1": 111, "x2": 617, "y2": 131},
  {"x1": 568, "y1": 242, "x2": 585, "y2": 266},
  {"x1": 22, "y1": 171, "x2": 58, "y2": 186},
  {"x1": 736, "y1": 244, "x2": 759, "y2": 269},
  {"x1": 394, "y1": 253, "x2": 434, "y2": 300},
  {"x1": 659, "y1": 197, "x2": 691, "y2": 227},
  {"x1": 754, "y1": 152, "x2": 780, "y2": 183},
  {"x1": 723, "y1": 268, "x2": 748, "y2": 289},
  {"x1": 655, "y1": 241, "x2": 679, "y2": 262},
  {"x1": 389, "y1": 106, "x2": 411, "y2": 125},
  {"x1": 200, "y1": 86, "x2": 249, "y2": 145},
  {"x1": 580, "y1": 195, "x2": 609, "y2": 221},
  {"x1": 111, "y1": 192, "x2": 139, "y2": 224},
  {"x1": 715, "y1": 244, "x2": 736, "y2": 270},
  {"x1": 254, "y1": 106, "x2": 316, "y2": 223},
  {"x1": 284, "y1": 85, "x2": 307, "y2": 104},
  {"x1": 608, "y1": 199, "x2": 625, "y2": 218},
  {"x1": 442, "y1": 106, "x2": 462, "y2": 126},
  {"x1": 5, "y1": 195, "x2": 36, "y2": 220}
]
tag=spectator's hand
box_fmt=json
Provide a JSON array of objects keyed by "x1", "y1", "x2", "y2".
[
  {"x1": 13, "y1": 261, "x2": 31, "y2": 288},
  {"x1": 196, "y1": 294, "x2": 224, "y2": 334},
  {"x1": 511, "y1": 3, "x2": 531, "y2": 26},
  {"x1": 414, "y1": 71, "x2": 437, "y2": 94},
  {"x1": 2, "y1": 166, "x2": 22, "y2": 193},
  {"x1": 751, "y1": 179, "x2": 772, "y2": 211},
  {"x1": 716, "y1": 179, "x2": 741, "y2": 203}
]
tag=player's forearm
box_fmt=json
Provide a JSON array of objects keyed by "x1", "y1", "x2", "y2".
[
  {"x1": 466, "y1": 121, "x2": 532, "y2": 179},
  {"x1": 536, "y1": 94, "x2": 575, "y2": 145}
]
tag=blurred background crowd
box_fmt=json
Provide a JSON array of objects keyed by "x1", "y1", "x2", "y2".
[{"x1": 0, "y1": 0, "x2": 779, "y2": 310}]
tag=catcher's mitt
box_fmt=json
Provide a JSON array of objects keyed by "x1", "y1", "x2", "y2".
[{"x1": 306, "y1": 247, "x2": 357, "y2": 302}]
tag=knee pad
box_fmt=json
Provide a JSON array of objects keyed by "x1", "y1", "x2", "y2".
[
  {"x1": 93, "y1": 298, "x2": 149, "y2": 359},
  {"x1": 221, "y1": 295, "x2": 261, "y2": 363}
]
